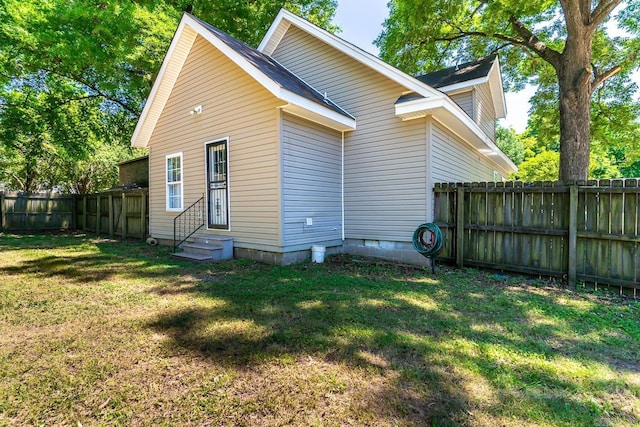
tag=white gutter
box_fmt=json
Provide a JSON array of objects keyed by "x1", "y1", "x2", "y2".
[{"x1": 395, "y1": 97, "x2": 517, "y2": 173}]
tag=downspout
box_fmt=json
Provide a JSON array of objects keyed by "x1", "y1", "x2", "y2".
[
  {"x1": 426, "y1": 116, "x2": 433, "y2": 222},
  {"x1": 341, "y1": 131, "x2": 345, "y2": 241}
]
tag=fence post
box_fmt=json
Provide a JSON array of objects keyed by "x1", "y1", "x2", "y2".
[
  {"x1": 568, "y1": 185, "x2": 578, "y2": 287},
  {"x1": 96, "y1": 194, "x2": 101, "y2": 235},
  {"x1": 140, "y1": 190, "x2": 146, "y2": 241},
  {"x1": 0, "y1": 192, "x2": 4, "y2": 232},
  {"x1": 121, "y1": 192, "x2": 127, "y2": 240},
  {"x1": 82, "y1": 195, "x2": 87, "y2": 232},
  {"x1": 108, "y1": 193, "x2": 114, "y2": 237},
  {"x1": 456, "y1": 186, "x2": 465, "y2": 268},
  {"x1": 71, "y1": 195, "x2": 76, "y2": 230}
]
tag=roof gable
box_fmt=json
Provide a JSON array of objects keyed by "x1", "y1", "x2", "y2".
[
  {"x1": 131, "y1": 10, "x2": 514, "y2": 173},
  {"x1": 131, "y1": 13, "x2": 355, "y2": 148},
  {"x1": 416, "y1": 55, "x2": 506, "y2": 118},
  {"x1": 190, "y1": 15, "x2": 353, "y2": 120},
  {"x1": 416, "y1": 55, "x2": 496, "y2": 88},
  {"x1": 258, "y1": 9, "x2": 514, "y2": 172},
  {"x1": 258, "y1": 9, "x2": 443, "y2": 100}
]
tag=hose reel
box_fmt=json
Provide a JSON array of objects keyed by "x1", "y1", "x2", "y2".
[{"x1": 412, "y1": 223, "x2": 443, "y2": 273}]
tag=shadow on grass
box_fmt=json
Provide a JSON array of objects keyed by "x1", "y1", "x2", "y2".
[
  {"x1": 0, "y1": 233, "x2": 186, "y2": 285},
  {"x1": 0, "y1": 232, "x2": 91, "y2": 250},
  {"x1": 2, "y1": 234, "x2": 636, "y2": 424},
  {"x1": 146, "y1": 258, "x2": 640, "y2": 425}
]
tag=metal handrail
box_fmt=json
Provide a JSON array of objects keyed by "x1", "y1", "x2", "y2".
[{"x1": 173, "y1": 194, "x2": 205, "y2": 252}]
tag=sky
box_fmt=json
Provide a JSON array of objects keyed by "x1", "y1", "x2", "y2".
[{"x1": 332, "y1": 0, "x2": 536, "y2": 133}]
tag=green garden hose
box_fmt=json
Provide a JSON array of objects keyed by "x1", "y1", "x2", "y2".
[{"x1": 412, "y1": 223, "x2": 443, "y2": 273}]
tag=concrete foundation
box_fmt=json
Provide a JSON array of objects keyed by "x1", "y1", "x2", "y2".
[
  {"x1": 154, "y1": 234, "x2": 431, "y2": 268},
  {"x1": 344, "y1": 239, "x2": 432, "y2": 268},
  {"x1": 234, "y1": 245, "x2": 343, "y2": 266}
]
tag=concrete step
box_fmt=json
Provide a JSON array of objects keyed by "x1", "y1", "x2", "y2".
[
  {"x1": 193, "y1": 236, "x2": 233, "y2": 244},
  {"x1": 172, "y1": 251, "x2": 217, "y2": 262},
  {"x1": 181, "y1": 242, "x2": 224, "y2": 258},
  {"x1": 193, "y1": 236, "x2": 233, "y2": 259},
  {"x1": 172, "y1": 236, "x2": 233, "y2": 263}
]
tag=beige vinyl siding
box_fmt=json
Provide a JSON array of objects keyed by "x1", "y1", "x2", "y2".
[
  {"x1": 450, "y1": 90, "x2": 474, "y2": 120},
  {"x1": 148, "y1": 35, "x2": 283, "y2": 249},
  {"x1": 474, "y1": 82, "x2": 496, "y2": 142},
  {"x1": 273, "y1": 26, "x2": 429, "y2": 242},
  {"x1": 431, "y1": 121, "x2": 502, "y2": 182},
  {"x1": 133, "y1": 26, "x2": 197, "y2": 148},
  {"x1": 282, "y1": 113, "x2": 342, "y2": 248}
]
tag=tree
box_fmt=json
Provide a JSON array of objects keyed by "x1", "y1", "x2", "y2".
[
  {"x1": 0, "y1": 0, "x2": 338, "y2": 116},
  {"x1": 515, "y1": 151, "x2": 560, "y2": 181},
  {"x1": 183, "y1": 0, "x2": 339, "y2": 46},
  {"x1": 377, "y1": 1, "x2": 640, "y2": 181},
  {"x1": 525, "y1": 49, "x2": 640, "y2": 177},
  {"x1": 514, "y1": 149, "x2": 622, "y2": 181},
  {"x1": 495, "y1": 125, "x2": 525, "y2": 166},
  {"x1": 0, "y1": 0, "x2": 339, "y2": 192},
  {"x1": 0, "y1": 73, "x2": 139, "y2": 192}
]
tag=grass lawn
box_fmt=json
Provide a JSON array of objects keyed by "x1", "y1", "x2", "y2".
[{"x1": 0, "y1": 233, "x2": 638, "y2": 426}]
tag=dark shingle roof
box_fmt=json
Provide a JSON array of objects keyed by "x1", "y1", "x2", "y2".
[
  {"x1": 395, "y1": 93, "x2": 425, "y2": 104},
  {"x1": 415, "y1": 55, "x2": 497, "y2": 89},
  {"x1": 188, "y1": 14, "x2": 353, "y2": 119}
]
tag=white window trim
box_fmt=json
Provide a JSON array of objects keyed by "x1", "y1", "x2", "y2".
[{"x1": 166, "y1": 152, "x2": 184, "y2": 212}]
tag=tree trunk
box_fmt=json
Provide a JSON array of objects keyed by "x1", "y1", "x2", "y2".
[
  {"x1": 557, "y1": 8, "x2": 593, "y2": 182},
  {"x1": 557, "y1": 72, "x2": 592, "y2": 181}
]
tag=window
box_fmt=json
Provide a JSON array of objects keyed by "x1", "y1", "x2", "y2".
[{"x1": 166, "y1": 153, "x2": 183, "y2": 211}]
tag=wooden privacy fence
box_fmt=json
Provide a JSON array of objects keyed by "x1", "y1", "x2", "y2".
[
  {"x1": 0, "y1": 189, "x2": 148, "y2": 240},
  {"x1": 75, "y1": 189, "x2": 148, "y2": 240},
  {"x1": 0, "y1": 192, "x2": 75, "y2": 231},
  {"x1": 433, "y1": 179, "x2": 639, "y2": 295}
]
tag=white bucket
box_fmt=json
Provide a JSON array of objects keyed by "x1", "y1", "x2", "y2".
[{"x1": 311, "y1": 245, "x2": 326, "y2": 263}]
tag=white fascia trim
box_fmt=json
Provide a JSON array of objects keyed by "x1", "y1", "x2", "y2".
[
  {"x1": 396, "y1": 97, "x2": 516, "y2": 172},
  {"x1": 279, "y1": 90, "x2": 356, "y2": 131},
  {"x1": 131, "y1": 18, "x2": 196, "y2": 147},
  {"x1": 258, "y1": 13, "x2": 283, "y2": 52},
  {"x1": 259, "y1": 9, "x2": 443, "y2": 100},
  {"x1": 189, "y1": 15, "x2": 354, "y2": 131},
  {"x1": 395, "y1": 97, "x2": 446, "y2": 118},
  {"x1": 489, "y1": 58, "x2": 507, "y2": 118},
  {"x1": 259, "y1": 17, "x2": 291, "y2": 54},
  {"x1": 437, "y1": 77, "x2": 488, "y2": 94}
]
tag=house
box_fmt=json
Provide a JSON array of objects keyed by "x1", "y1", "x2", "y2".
[
  {"x1": 131, "y1": 9, "x2": 516, "y2": 265},
  {"x1": 118, "y1": 155, "x2": 149, "y2": 187}
]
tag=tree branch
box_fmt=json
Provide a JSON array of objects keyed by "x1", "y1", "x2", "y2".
[
  {"x1": 591, "y1": 64, "x2": 621, "y2": 93},
  {"x1": 435, "y1": 30, "x2": 530, "y2": 50},
  {"x1": 50, "y1": 95, "x2": 102, "y2": 110},
  {"x1": 72, "y1": 77, "x2": 140, "y2": 116},
  {"x1": 470, "y1": 2, "x2": 486, "y2": 20},
  {"x1": 558, "y1": 0, "x2": 579, "y2": 28},
  {"x1": 579, "y1": 0, "x2": 593, "y2": 24},
  {"x1": 45, "y1": 69, "x2": 140, "y2": 116},
  {"x1": 488, "y1": 43, "x2": 512, "y2": 56},
  {"x1": 7, "y1": 171, "x2": 26, "y2": 190},
  {"x1": 590, "y1": 0, "x2": 623, "y2": 29},
  {"x1": 116, "y1": 64, "x2": 150, "y2": 79},
  {"x1": 509, "y1": 16, "x2": 562, "y2": 68}
]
